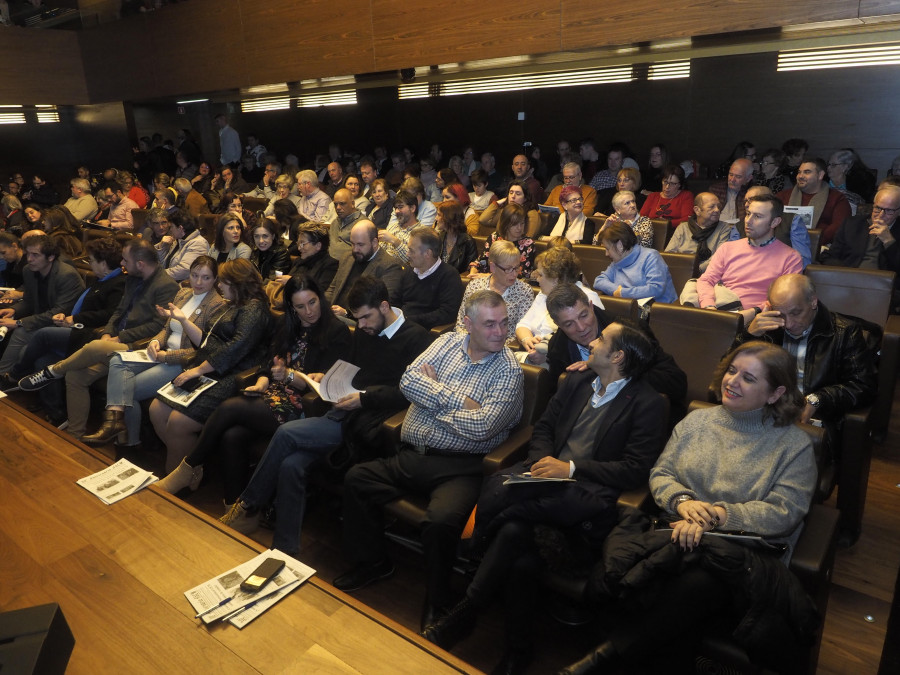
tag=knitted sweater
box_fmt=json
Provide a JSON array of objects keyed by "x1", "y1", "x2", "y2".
[
  {"x1": 696, "y1": 237, "x2": 802, "y2": 309},
  {"x1": 650, "y1": 406, "x2": 816, "y2": 553}
]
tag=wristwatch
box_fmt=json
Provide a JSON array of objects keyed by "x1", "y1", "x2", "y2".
[
  {"x1": 806, "y1": 393, "x2": 821, "y2": 408},
  {"x1": 672, "y1": 494, "x2": 693, "y2": 511},
  {"x1": 287, "y1": 369, "x2": 294, "y2": 384},
  {"x1": 15, "y1": 319, "x2": 22, "y2": 328}
]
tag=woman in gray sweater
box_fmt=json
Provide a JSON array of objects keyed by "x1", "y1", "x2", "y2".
[{"x1": 560, "y1": 342, "x2": 818, "y2": 675}]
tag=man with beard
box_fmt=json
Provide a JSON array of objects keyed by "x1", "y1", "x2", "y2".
[{"x1": 327, "y1": 220, "x2": 404, "y2": 318}]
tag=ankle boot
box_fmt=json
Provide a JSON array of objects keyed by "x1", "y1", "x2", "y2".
[
  {"x1": 557, "y1": 641, "x2": 620, "y2": 675},
  {"x1": 156, "y1": 458, "x2": 204, "y2": 494},
  {"x1": 82, "y1": 410, "x2": 127, "y2": 446},
  {"x1": 420, "y1": 597, "x2": 478, "y2": 649}
]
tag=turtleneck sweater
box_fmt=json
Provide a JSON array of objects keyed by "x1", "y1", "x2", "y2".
[{"x1": 649, "y1": 405, "x2": 817, "y2": 555}]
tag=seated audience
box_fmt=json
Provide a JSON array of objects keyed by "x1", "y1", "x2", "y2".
[
  {"x1": 378, "y1": 189, "x2": 419, "y2": 263},
  {"x1": 148, "y1": 258, "x2": 270, "y2": 471},
  {"x1": 333, "y1": 289, "x2": 522, "y2": 632},
  {"x1": 594, "y1": 222, "x2": 677, "y2": 303},
  {"x1": 364, "y1": 178, "x2": 395, "y2": 230},
  {"x1": 17, "y1": 238, "x2": 178, "y2": 439},
  {"x1": 41, "y1": 206, "x2": 83, "y2": 258},
  {"x1": 457, "y1": 239, "x2": 534, "y2": 342},
  {"x1": 118, "y1": 171, "x2": 150, "y2": 209},
  {"x1": 543, "y1": 162, "x2": 598, "y2": 216},
  {"x1": 327, "y1": 220, "x2": 404, "y2": 318},
  {"x1": 344, "y1": 175, "x2": 369, "y2": 211},
  {"x1": 282, "y1": 222, "x2": 339, "y2": 294},
  {"x1": 0, "y1": 233, "x2": 85, "y2": 377},
  {"x1": 709, "y1": 158, "x2": 755, "y2": 230},
  {"x1": 435, "y1": 201, "x2": 478, "y2": 274},
  {"x1": 98, "y1": 180, "x2": 139, "y2": 231},
  {"x1": 441, "y1": 182, "x2": 480, "y2": 235},
  {"x1": 0, "y1": 232, "x2": 25, "y2": 290},
  {"x1": 776, "y1": 157, "x2": 851, "y2": 246},
  {"x1": 1, "y1": 195, "x2": 26, "y2": 236},
  {"x1": 216, "y1": 276, "x2": 430, "y2": 554},
  {"x1": 665, "y1": 192, "x2": 732, "y2": 272},
  {"x1": 756, "y1": 148, "x2": 793, "y2": 193},
  {"x1": 471, "y1": 203, "x2": 536, "y2": 278},
  {"x1": 731, "y1": 185, "x2": 813, "y2": 268},
  {"x1": 329, "y1": 188, "x2": 365, "y2": 260},
  {"x1": 296, "y1": 169, "x2": 333, "y2": 222},
  {"x1": 208, "y1": 213, "x2": 252, "y2": 263},
  {"x1": 561, "y1": 342, "x2": 816, "y2": 674},
  {"x1": 250, "y1": 218, "x2": 291, "y2": 281},
  {"x1": 156, "y1": 272, "x2": 351, "y2": 503},
  {"x1": 79, "y1": 256, "x2": 226, "y2": 447},
  {"x1": 159, "y1": 210, "x2": 208, "y2": 281},
  {"x1": 421, "y1": 320, "x2": 667, "y2": 673},
  {"x1": 142, "y1": 207, "x2": 170, "y2": 249},
  {"x1": 640, "y1": 144, "x2": 667, "y2": 194},
  {"x1": 640, "y1": 164, "x2": 694, "y2": 227},
  {"x1": 694, "y1": 195, "x2": 802, "y2": 311},
  {"x1": 514, "y1": 246, "x2": 602, "y2": 366},
  {"x1": 264, "y1": 174, "x2": 302, "y2": 217},
  {"x1": 595, "y1": 190, "x2": 653, "y2": 248},
  {"x1": 479, "y1": 179, "x2": 541, "y2": 239},
  {"x1": 468, "y1": 169, "x2": 498, "y2": 211},
  {"x1": 63, "y1": 178, "x2": 99, "y2": 221},
  {"x1": 822, "y1": 184, "x2": 900, "y2": 279},
  {"x1": 394, "y1": 226, "x2": 465, "y2": 329},
  {"x1": 595, "y1": 167, "x2": 646, "y2": 216}
]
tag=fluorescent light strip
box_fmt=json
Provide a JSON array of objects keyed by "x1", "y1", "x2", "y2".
[
  {"x1": 648, "y1": 60, "x2": 691, "y2": 80},
  {"x1": 176, "y1": 98, "x2": 209, "y2": 104},
  {"x1": 295, "y1": 91, "x2": 357, "y2": 108},
  {"x1": 36, "y1": 105, "x2": 59, "y2": 123},
  {"x1": 778, "y1": 44, "x2": 900, "y2": 71},
  {"x1": 0, "y1": 106, "x2": 25, "y2": 124},
  {"x1": 240, "y1": 97, "x2": 291, "y2": 112},
  {"x1": 441, "y1": 67, "x2": 634, "y2": 96},
  {"x1": 398, "y1": 84, "x2": 430, "y2": 100}
]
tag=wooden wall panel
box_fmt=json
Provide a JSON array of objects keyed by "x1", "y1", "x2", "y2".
[
  {"x1": 860, "y1": 0, "x2": 900, "y2": 19},
  {"x1": 560, "y1": 0, "x2": 861, "y2": 52},
  {"x1": 0, "y1": 28, "x2": 87, "y2": 105},
  {"x1": 239, "y1": 0, "x2": 377, "y2": 82},
  {"x1": 370, "y1": 0, "x2": 560, "y2": 72}
]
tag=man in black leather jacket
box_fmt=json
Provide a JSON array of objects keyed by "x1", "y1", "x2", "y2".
[{"x1": 733, "y1": 273, "x2": 876, "y2": 426}]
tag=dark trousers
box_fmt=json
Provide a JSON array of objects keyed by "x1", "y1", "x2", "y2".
[
  {"x1": 342, "y1": 448, "x2": 484, "y2": 608},
  {"x1": 185, "y1": 396, "x2": 280, "y2": 503}
]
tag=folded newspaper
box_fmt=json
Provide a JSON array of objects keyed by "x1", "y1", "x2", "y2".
[
  {"x1": 503, "y1": 472, "x2": 575, "y2": 485},
  {"x1": 157, "y1": 376, "x2": 217, "y2": 406},
  {"x1": 184, "y1": 549, "x2": 315, "y2": 628},
  {"x1": 76, "y1": 458, "x2": 158, "y2": 504}
]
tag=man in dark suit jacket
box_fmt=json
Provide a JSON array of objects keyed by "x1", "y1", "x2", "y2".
[
  {"x1": 326, "y1": 220, "x2": 404, "y2": 317},
  {"x1": 421, "y1": 320, "x2": 668, "y2": 672}
]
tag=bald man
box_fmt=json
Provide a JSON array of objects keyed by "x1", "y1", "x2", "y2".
[
  {"x1": 507, "y1": 154, "x2": 542, "y2": 205},
  {"x1": 709, "y1": 158, "x2": 755, "y2": 228},
  {"x1": 330, "y1": 187, "x2": 364, "y2": 259},
  {"x1": 665, "y1": 192, "x2": 732, "y2": 273}
]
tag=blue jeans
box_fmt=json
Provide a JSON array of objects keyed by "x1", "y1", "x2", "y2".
[
  {"x1": 106, "y1": 354, "x2": 183, "y2": 445},
  {"x1": 13, "y1": 325, "x2": 72, "y2": 418},
  {"x1": 240, "y1": 414, "x2": 343, "y2": 555}
]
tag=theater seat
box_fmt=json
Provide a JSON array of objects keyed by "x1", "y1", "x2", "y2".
[
  {"x1": 650, "y1": 218, "x2": 671, "y2": 250},
  {"x1": 381, "y1": 362, "x2": 552, "y2": 535},
  {"x1": 241, "y1": 196, "x2": 268, "y2": 213},
  {"x1": 803, "y1": 264, "x2": 899, "y2": 542},
  {"x1": 573, "y1": 244, "x2": 613, "y2": 285},
  {"x1": 647, "y1": 303, "x2": 743, "y2": 403},
  {"x1": 659, "y1": 251, "x2": 699, "y2": 301}
]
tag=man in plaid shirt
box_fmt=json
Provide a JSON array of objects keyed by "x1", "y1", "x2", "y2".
[{"x1": 334, "y1": 289, "x2": 524, "y2": 626}]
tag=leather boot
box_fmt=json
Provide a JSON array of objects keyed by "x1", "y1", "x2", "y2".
[
  {"x1": 82, "y1": 410, "x2": 127, "y2": 446},
  {"x1": 557, "y1": 641, "x2": 620, "y2": 675},
  {"x1": 156, "y1": 458, "x2": 204, "y2": 494},
  {"x1": 420, "y1": 597, "x2": 478, "y2": 649}
]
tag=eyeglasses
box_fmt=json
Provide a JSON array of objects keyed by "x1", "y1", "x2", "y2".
[
  {"x1": 564, "y1": 197, "x2": 583, "y2": 205},
  {"x1": 663, "y1": 180, "x2": 681, "y2": 186},
  {"x1": 494, "y1": 262, "x2": 519, "y2": 274},
  {"x1": 873, "y1": 205, "x2": 900, "y2": 216}
]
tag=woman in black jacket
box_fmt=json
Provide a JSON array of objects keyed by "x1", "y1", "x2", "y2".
[
  {"x1": 149, "y1": 258, "x2": 271, "y2": 473},
  {"x1": 157, "y1": 273, "x2": 351, "y2": 503},
  {"x1": 249, "y1": 218, "x2": 291, "y2": 280},
  {"x1": 364, "y1": 178, "x2": 394, "y2": 230}
]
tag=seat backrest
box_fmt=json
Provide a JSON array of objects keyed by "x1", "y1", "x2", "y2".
[
  {"x1": 807, "y1": 229, "x2": 823, "y2": 261},
  {"x1": 242, "y1": 196, "x2": 268, "y2": 213},
  {"x1": 660, "y1": 251, "x2": 699, "y2": 298},
  {"x1": 519, "y1": 361, "x2": 552, "y2": 428},
  {"x1": 131, "y1": 208, "x2": 148, "y2": 233},
  {"x1": 648, "y1": 304, "x2": 742, "y2": 403},
  {"x1": 572, "y1": 243, "x2": 613, "y2": 285},
  {"x1": 588, "y1": 215, "x2": 607, "y2": 239},
  {"x1": 473, "y1": 234, "x2": 488, "y2": 255},
  {"x1": 650, "y1": 218, "x2": 671, "y2": 250},
  {"x1": 198, "y1": 213, "x2": 218, "y2": 245},
  {"x1": 805, "y1": 264, "x2": 895, "y2": 328},
  {"x1": 597, "y1": 296, "x2": 637, "y2": 322}
]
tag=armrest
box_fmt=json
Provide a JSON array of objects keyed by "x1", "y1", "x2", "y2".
[
  {"x1": 131, "y1": 336, "x2": 153, "y2": 351},
  {"x1": 482, "y1": 425, "x2": 532, "y2": 475},
  {"x1": 379, "y1": 409, "x2": 408, "y2": 454},
  {"x1": 617, "y1": 486, "x2": 653, "y2": 511},
  {"x1": 790, "y1": 504, "x2": 839, "y2": 595},
  {"x1": 429, "y1": 322, "x2": 455, "y2": 337},
  {"x1": 233, "y1": 366, "x2": 259, "y2": 389}
]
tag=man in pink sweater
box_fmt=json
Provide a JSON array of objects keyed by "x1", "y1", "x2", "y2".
[{"x1": 696, "y1": 194, "x2": 803, "y2": 311}]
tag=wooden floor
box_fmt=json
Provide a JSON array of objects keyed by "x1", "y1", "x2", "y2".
[{"x1": 3, "y1": 383, "x2": 899, "y2": 674}]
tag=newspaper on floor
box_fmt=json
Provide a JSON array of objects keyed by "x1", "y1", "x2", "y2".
[
  {"x1": 296, "y1": 359, "x2": 362, "y2": 403},
  {"x1": 184, "y1": 549, "x2": 315, "y2": 626},
  {"x1": 156, "y1": 376, "x2": 217, "y2": 407},
  {"x1": 76, "y1": 457, "x2": 158, "y2": 505}
]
